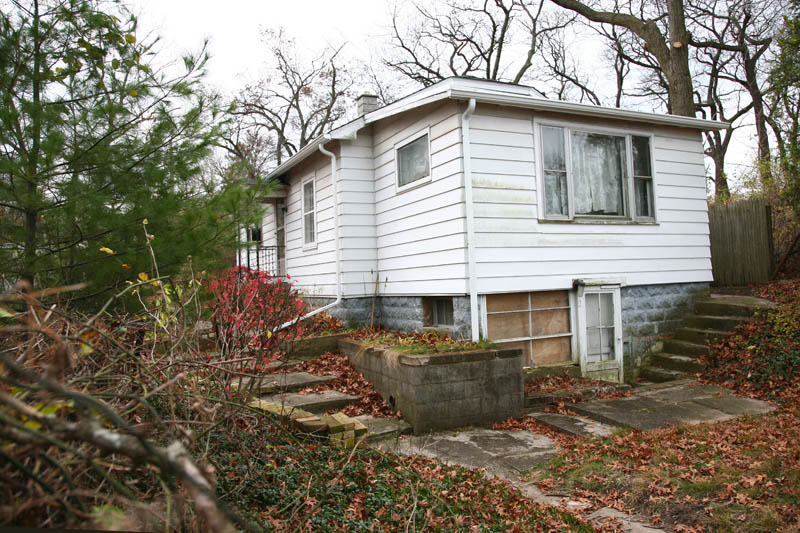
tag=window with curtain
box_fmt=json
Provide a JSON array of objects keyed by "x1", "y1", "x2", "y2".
[{"x1": 539, "y1": 124, "x2": 655, "y2": 221}]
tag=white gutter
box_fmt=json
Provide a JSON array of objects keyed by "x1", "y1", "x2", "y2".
[
  {"x1": 276, "y1": 136, "x2": 344, "y2": 330},
  {"x1": 461, "y1": 98, "x2": 480, "y2": 342}
]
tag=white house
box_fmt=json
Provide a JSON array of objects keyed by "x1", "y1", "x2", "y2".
[{"x1": 241, "y1": 77, "x2": 727, "y2": 382}]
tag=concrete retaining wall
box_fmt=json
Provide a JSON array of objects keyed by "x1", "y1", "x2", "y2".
[{"x1": 339, "y1": 339, "x2": 523, "y2": 433}]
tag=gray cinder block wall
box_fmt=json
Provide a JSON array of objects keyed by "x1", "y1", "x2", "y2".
[
  {"x1": 306, "y1": 281, "x2": 708, "y2": 378},
  {"x1": 621, "y1": 282, "x2": 709, "y2": 379},
  {"x1": 339, "y1": 339, "x2": 523, "y2": 433}
]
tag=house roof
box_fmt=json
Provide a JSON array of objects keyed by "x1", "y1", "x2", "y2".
[{"x1": 266, "y1": 77, "x2": 728, "y2": 181}]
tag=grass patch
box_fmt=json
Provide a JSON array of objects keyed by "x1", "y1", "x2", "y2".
[{"x1": 352, "y1": 329, "x2": 498, "y2": 355}]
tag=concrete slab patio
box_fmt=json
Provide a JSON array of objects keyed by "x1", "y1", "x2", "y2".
[
  {"x1": 379, "y1": 429, "x2": 559, "y2": 479},
  {"x1": 570, "y1": 380, "x2": 774, "y2": 430}
]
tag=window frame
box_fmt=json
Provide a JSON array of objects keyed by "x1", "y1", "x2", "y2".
[
  {"x1": 534, "y1": 118, "x2": 658, "y2": 224},
  {"x1": 575, "y1": 283, "x2": 624, "y2": 383},
  {"x1": 481, "y1": 291, "x2": 576, "y2": 368},
  {"x1": 301, "y1": 175, "x2": 317, "y2": 250},
  {"x1": 394, "y1": 128, "x2": 432, "y2": 193},
  {"x1": 432, "y1": 297, "x2": 455, "y2": 327},
  {"x1": 245, "y1": 226, "x2": 262, "y2": 244}
]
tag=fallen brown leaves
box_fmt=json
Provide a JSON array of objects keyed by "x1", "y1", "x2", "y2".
[
  {"x1": 525, "y1": 371, "x2": 632, "y2": 401},
  {"x1": 535, "y1": 277, "x2": 800, "y2": 531},
  {"x1": 491, "y1": 416, "x2": 580, "y2": 449},
  {"x1": 295, "y1": 351, "x2": 399, "y2": 418}
]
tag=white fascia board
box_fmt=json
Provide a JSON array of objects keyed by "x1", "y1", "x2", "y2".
[{"x1": 448, "y1": 86, "x2": 728, "y2": 131}]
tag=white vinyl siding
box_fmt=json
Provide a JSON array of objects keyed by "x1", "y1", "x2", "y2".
[
  {"x1": 373, "y1": 101, "x2": 467, "y2": 296},
  {"x1": 471, "y1": 104, "x2": 712, "y2": 294},
  {"x1": 278, "y1": 99, "x2": 711, "y2": 301}
]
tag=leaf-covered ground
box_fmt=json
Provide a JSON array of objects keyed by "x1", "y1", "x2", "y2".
[
  {"x1": 211, "y1": 422, "x2": 595, "y2": 532},
  {"x1": 525, "y1": 280, "x2": 800, "y2": 532},
  {"x1": 294, "y1": 351, "x2": 399, "y2": 418}
]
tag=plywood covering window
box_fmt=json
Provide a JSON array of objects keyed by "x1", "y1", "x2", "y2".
[{"x1": 485, "y1": 291, "x2": 572, "y2": 367}]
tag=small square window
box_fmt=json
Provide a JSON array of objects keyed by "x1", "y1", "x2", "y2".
[
  {"x1": 433, "y1": 298, "x2": 454, "y2": 326},
  {"x1": 397, "y1": 133, "x2": 430, "y2": 189},
  {"x1": 246, "y1": 227, "x2": 262, "y2": 243}
]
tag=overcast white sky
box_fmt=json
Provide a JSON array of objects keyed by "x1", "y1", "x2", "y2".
[
  {"x1": 130, "y1": 0, "x2": 389, "y2": 96},
  {"x1": 128, "y1": 0, "x2": 760, "y2": 186}
]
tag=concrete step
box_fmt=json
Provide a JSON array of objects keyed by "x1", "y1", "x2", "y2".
[
  {"x1": 639, "y1": 366, "x2": 690, "y2": 383},
  {"x1": 649, "y1": 353, "x2": 705, "y2": 374},
  {"x1": 663, "y1": 338, "x2": 711, "y2": 357},
  {"x1": 674, "y1": 327, "x2": 731, "y2": 345},
  {"x1": 354, "y1": 415, "x2": 412, "y2": 442},
  {"x1": 696, "y1": 296, "x2": 774, "y2": 317},
  {"x1": 525, "y1": 412, "x2": 617, "y2": 439},
  {"x1": 259, "y1": 390, "x2": 360, "y2": 413},
  {"x1": 234, "y1": 371, "x2": 335, "y2": 395},
  {"x1": 685, "y1": 314, "x2": 749, "y2": 332}
]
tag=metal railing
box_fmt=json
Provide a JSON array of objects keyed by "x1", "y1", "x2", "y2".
[{"x1": 239, "y1": 245, "x2": 284, "y2": 277}]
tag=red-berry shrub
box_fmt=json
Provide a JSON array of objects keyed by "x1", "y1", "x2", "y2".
[{"x1": 205, "y1": 266, "x2": 306, "y2": 364}]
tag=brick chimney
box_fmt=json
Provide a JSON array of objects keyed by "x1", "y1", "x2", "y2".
[{"x1": 356, "y1": 94, "x2": 379, "y2": 116}]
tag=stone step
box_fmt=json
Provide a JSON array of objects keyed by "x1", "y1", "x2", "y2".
[
  {"x1": 639, "y1": 366, "x2": 689, "y2": 383},
  {"x1": 234, "y1": 371, "x2": 335, "y2": 395},
  {"x1": 696, "y1": 296, "x2": 774, "y2": 318},
  {"x1": 663, "y1": 338, "x2": 711, "y2": 357},
  {"x1": 525, "y1": 412, "x2": 617, "y2": 439},
  {"x1": 685, "y1": 314, "x2": 749, "y2": 332},
  {"x1": 259, "y1": 390, "x2": 360, "y2": 413},
  {"x1": 674, "y1": 327, "x2": 731, "y2": 345},
  {"x1": 354, "y1": 415, "x2": 413, "y2": 442},
  {"x1": 649, "y1": 353, "x2": 705, "y2": 374}
]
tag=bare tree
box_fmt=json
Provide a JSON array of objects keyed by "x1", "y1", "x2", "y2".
[
  {"x1": 538, "y1": 30, "x2": 601, "y2": 104},
  {"x1": 689, "y1": 0, "x2": 781, "y2": 181},
  {"x1": 694, "y1": 43, "x2": 754, "y2": 198},
  {"x1": 385, "y1": 0, "x2": 573, "y2": 86},
  {"x1": 549, "y1": 0, "x2": 696, "y2": 116},
  {"x1": 233, "y1": 30, "x2": 353, "y2": 168}
]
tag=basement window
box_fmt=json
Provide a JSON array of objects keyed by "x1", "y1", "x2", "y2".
[{"x1": 423, "y1": 297, "x2": 454, "y2": 328}]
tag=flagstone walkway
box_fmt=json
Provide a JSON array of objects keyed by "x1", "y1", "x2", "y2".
[{"x1": 374, "y1": 380, "x2": 775, "y2": 532}]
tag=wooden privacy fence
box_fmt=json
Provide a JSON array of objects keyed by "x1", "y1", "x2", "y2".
[{"x1": 708, "y1": 198, "x2": 774, "y2": 286}]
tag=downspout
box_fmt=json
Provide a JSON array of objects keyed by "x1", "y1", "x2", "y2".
[
  {"x1": 462, "y1": 98, "x2": 480, "y2": 342},
  {"x1": 277, "y1": 135, "x2": 343, "y2": 330}
]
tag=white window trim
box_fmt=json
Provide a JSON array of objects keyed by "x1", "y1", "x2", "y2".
[
  {"x1": 301, "y1": 174, "x2": 317, "y2": 251},
  {"x1": 394, "y1": 127, "x2": 432, "y2": 194},
  {"x1": 533, "y1": 117, "x2": 658, "y2": 224}
]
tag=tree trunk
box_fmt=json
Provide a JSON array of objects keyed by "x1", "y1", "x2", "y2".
[
  {"x1": 742, "y1": 49, "x2": 772, "y2": 182},
  {"x1": 713, "y1": 153, "x2": 730, "y2": 200},
  {"x1": 23, "y1": 0, "x2": 42, "y2": 287},
  {"x1": 665, "y1": 0, "x2": 695, "y2": 117},
  {"x1": 549, "y1": 0, "x2": 696, "y2": 116}
]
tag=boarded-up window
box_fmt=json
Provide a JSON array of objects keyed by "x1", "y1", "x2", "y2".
[{"x1": 485, "y1": 291, "x2": 572, "y2": 366}]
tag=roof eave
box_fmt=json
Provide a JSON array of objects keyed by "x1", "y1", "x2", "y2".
[{"x1": 448, "y1": 87, "x2": 729, "y2": 131}]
